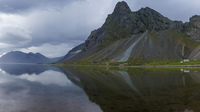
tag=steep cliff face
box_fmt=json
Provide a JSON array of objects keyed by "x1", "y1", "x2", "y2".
[
  {"x1": 61, "y1": 1, "x2": 200, "y2": 63},
  {"x1": 135, "y1": 7, "x2": 172, "y2": 31},
  {"x1": 186, "y1": 15, "x2": 200, "y2": 41},
  {"x1": 85, "y1": 1, "x2": 133, "y2": 48}
]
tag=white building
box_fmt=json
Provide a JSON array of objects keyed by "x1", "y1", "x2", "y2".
[{"x1": 183, "y1": 59, "x2": 189, "y2": 62}]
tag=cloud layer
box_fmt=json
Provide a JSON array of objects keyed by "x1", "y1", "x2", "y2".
[
  {"x1": 0, "y1": 0, "x2": 199, "y2": 57},
  {"x1": 0, "y1": 0, "x2": 75, "y2": 14}
]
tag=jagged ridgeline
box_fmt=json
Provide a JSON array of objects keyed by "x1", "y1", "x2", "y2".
[{"x1": 60, "y1": 1, "x2": 200, "y2": 63}]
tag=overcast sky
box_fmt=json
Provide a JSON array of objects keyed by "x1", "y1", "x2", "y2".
[{"x1": 0, "y1": 0, "x2": 199, "y2": 58}]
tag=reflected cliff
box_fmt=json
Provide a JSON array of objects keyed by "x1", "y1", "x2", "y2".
[{"x1": 60, "y1": 66, "x2": 200, "y2": 112}]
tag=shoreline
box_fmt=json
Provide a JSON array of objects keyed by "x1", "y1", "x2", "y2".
[{"x1": 51, "y1": 63, "x2": 200, "y2": 68}]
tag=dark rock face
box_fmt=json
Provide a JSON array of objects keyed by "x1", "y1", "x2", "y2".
[
  {"x1": 186, "y1": 15, "x2": 200, "y2": 41},
  {"x1": 171, "y1": 21, "x2": 184, "y2": 31},
  {"x1": 135, "y1": 7, "x2": 172, "y2": 31},
  {"x1": 111, "y1": 1, "x2": 132, "y2": 28},
  {"x1": 190, "y1": 15, "x2": 200, "y2": 23},
  {"x1": 112, "y1": 1, "x2": 132, "y2": 17},
  {"x1": 85, "y1": 1, "x2": 133, "y2": 49}
]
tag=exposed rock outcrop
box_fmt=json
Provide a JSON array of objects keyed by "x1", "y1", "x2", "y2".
[{"x1": 186, "y1": 15, "x2": 200, "y2": 41}]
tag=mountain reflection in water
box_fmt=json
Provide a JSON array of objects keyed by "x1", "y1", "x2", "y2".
[
  {"x1": 0, "y1": 64, "x2": 102, "y2": 112},
  {"x1": 61, "y1": 67, "x2": 200, "y2": 112},
  {"x1": 1, "y1": 64, "x2": 200, "y2": 112}
]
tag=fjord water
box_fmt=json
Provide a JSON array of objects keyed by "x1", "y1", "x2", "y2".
[
  {"x1": 0, "y1": 64, "x2": 102, "y2": 112},
  {"x1": 0, "y1": 64, "x2": 200, "y2": 112}
]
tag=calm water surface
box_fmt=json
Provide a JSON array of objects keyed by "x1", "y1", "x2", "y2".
[
  {"x1": 0, "y1": 64, "x2": 102, "y2": 112},
  {"x1": 0, "y1": 64, "x2": 200, "y2": 112}
]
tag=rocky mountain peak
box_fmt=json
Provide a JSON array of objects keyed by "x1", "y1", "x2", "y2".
[
  {"x1": 190, "y1": 15, "x2": 200, "y2": 22},
  {"x1": 84, "y1": 1, "x2": 173, "y2": 50},
  {"x1": 112, "y1": 1, "x2": 131, "y2": 16},
  {"x1": 137, "y1": 7, "x2": 159, "y2": 15},
  {"x1": 189, "y1": 15, "x2": 200, "y2": 29},
  {"x1": 135, "y1": 7, "x2": 172, "y2": 31}
]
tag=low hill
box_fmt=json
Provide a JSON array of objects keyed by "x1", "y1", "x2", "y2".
[{"x1": 0, "y1": 51, "x2": 61, "y2": 63}]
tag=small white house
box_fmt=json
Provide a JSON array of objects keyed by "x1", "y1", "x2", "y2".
[
  {"x1": 183, "y1": 59, "x2": 189, "y2": 62},
  {"x1": 184, "y1": 70, "x2": 190, "y2": 73}
]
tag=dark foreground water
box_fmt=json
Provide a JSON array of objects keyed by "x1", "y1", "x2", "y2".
[{"x1": 0, "y1": 64, "x2": 200, "y2": 112}]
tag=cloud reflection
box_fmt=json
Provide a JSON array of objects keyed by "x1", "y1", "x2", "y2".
[
  {"x1": 0, "y1": 65, "x2": 102, "y2": 112},
  {"x1": 17, "y1": 70, "x2": 72, "y2": 86}
]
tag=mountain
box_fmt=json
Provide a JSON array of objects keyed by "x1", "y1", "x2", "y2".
[
  {"x1": 0, "y1": 51, "x2": 61, "y2": 63},
  {"x1": 61, "y1": 1, "x2": 200, "y2": 64},
  {"x1": 58, "y1": 43, "x2": 85, "y2": 62}
]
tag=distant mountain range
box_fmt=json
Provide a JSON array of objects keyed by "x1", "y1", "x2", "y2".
[
  {"x1": 60, "y1": 1, "x2": 200, "y2": 64},
  {"x1": 0, "y1": 51, "x2": 63, "y2": 63}
]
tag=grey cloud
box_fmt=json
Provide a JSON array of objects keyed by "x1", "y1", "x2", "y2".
[
  {"x1": 0, "y1": 0, "x2": 82, "y2": 14},
  {"x1": 128, "y1": 0, "x2": 200, "y2": 22},
  {"x1": 0, "y1": 26, "x2": 31, "y2": 45},
  {"x1": 0, "y1": 33, "x2": 30, "y2": 44},
  {"x1": 21, "y1": 1, "x2": 105, "y2": 46}
]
